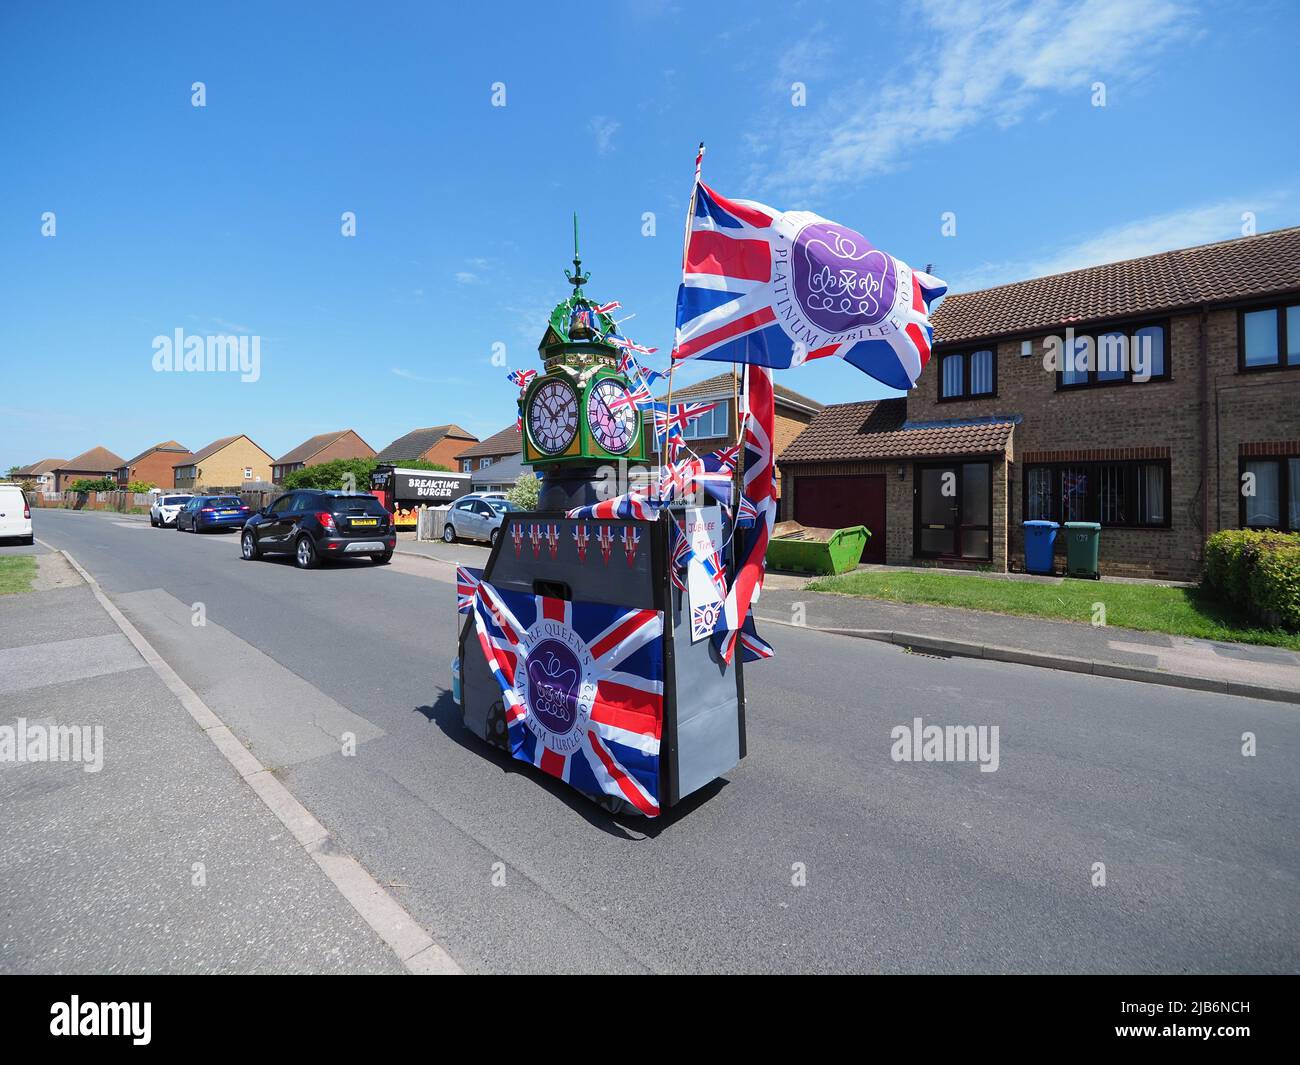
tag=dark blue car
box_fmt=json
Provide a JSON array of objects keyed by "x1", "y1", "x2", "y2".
[{"x1": 176, "y1": 495, "x2": 251, "y2": 533}]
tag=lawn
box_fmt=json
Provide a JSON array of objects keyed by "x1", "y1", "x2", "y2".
[
  {"x1": 0, "y1": 556, "x2": 37, "y2": 595},
  {"x1": 806, "y1": 569, "x2": 1300, "y2": 651}
]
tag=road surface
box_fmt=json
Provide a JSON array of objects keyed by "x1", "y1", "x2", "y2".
[{"x1": 16, "y1": 508, "x2": 1300, "y2": 973}]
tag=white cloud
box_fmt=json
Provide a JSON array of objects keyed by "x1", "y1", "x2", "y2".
[
  {"x1": 454, "y1": 271, "x2": 479, "y2": 285},
  {"x1": 589, "y1": 115, "x2": 621, "y2": 156},
  {"x1": 945, "y1": 194, "x2": 1287, "y2": 293},
  {"x1": 755, "y1": 0, "x2": 1194, "y2": 198}
]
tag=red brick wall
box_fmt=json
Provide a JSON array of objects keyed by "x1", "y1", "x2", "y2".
[
  {"x1": 422, "y1": 435, "x2": 480, "y2": 470},
  {"x1": 122, "y1": 451, "x2": 191, "y2": 489},
  {"x1": 902, "y1": 307, "x2": 1300, "y2": 580}
]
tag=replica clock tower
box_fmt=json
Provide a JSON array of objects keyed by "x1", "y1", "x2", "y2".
[{"x1": 520, "y1": 218, "x2": 650, "y2": 511}]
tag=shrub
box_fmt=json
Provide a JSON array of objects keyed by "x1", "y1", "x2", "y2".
[
  {"x1": 1204, "y1": 528, "x2": 1300, "y2": 631},
  {"x1": 67, "y1": 477, "x2": 116, "y2": 493},
  {"x1": 506, "y1": 474, "x2": 540, "y2": 510},
  {"x1": 1248, "y1": 540, "x2": 1300, "y2": 631}
]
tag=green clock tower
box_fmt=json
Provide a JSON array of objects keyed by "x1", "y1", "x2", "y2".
[{"x1": 520, "y1": 218, "x2": 649, "y2": 510}]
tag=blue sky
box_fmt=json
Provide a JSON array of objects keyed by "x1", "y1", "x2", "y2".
[{"x1": 2, "y1": 0, "x2": 1298, "y2": 468}]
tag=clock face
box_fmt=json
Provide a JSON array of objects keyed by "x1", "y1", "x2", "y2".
[
  {"x1": 528, "y1": 378, "x2": 579, "y2": 455},
  {"x1": 586, "y1": 379, "x2": 639, "y2": 455}
]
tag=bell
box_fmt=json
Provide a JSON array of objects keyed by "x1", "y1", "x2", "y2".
[{"x1": 568, "y1": 304, "x2": 593, "y2": 341}]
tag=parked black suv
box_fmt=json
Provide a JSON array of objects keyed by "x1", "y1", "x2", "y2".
[{"x1": 240, "y1": 490, "x2": 396, "y2": 568}]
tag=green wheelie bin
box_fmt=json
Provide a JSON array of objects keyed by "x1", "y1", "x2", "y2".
[{"x1": 1063, "y1": 521, "x2": 1101, "y2": 579}]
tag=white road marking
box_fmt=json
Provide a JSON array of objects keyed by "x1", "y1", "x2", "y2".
[{"x1": 55, "y1": 545, "x2": 463, "y2": 976}]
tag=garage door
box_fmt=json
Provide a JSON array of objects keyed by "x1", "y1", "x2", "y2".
[{"x1": 793, "y1": 474, "x2": 886, "y2": 563}]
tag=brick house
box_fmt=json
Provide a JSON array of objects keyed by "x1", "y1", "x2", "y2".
[
  {"x1": 374, "y1": 424, "x2": 478, "y2": 470},
  {"x1": 454, "y1": 425, "x2": 520, "y2": 474},
  {"x1": 780, "y1": 227, "x2": 1300, "y2": 579},
  {"x1": 11, "y1": 458, "x2": 65, "y2": 493},
  {"x1": 50, "y1": 447, "x2": 126, "y2": 492},
  {"x1": 651, "y1": 372, "x2": 823, "y2": 505},
  {"x1": 115, "y1": 441, "x2": 192, "y2": 489},
  {"x1": 270, "y1": 429, "x2": 375, "y2": 483},
  {"x1": 173, "y1": 435, "x2": 273, "y2": 491}
]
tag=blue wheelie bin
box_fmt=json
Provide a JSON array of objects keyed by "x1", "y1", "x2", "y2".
[{"x1": 1022, "y1": 520, "x2": 1059, "y2": 575}]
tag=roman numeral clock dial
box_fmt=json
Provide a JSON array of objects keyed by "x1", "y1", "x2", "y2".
[{"x1": 527, "y1": 378, "x2": 579, "y2": 455}]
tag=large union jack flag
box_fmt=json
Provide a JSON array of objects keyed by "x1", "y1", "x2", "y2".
[
  {"x1": 673, "y1": 181, "x2": 946, "y2": 390},
  {"x1": 470, "y1": 580, "x2": 664, "y2": 816}
]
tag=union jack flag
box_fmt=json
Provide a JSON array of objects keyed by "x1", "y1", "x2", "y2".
[
  {"x1": 712, "y1": 363, "x2": 778, "y2": 664},
  {"x1": 669, "y1": 520, "x2": 692, "y2": 592},
  {"x1": 572, "y1": 522, "x2": 590, "y2": 562},
  {"x1": 592, "y1": 300, "x2": 621, "y2": 315},
  {"x1": 507, "y1": 368, "x2": 538, "y2": 390},
  {"x1": 632, "y1": 362, "x2": 667, "y2": 390},
  {"x1": 597, "y1": 525, "x2": 616, "y2": 564},
  {"x1": 621, "y1": 526, "x2": 641, "y2": 567},
  {"x1": 544, "y1": 523, "x2": 561, "y2": 560},
  {"x1": 456, "y1": 566, "x2": 483, "y2": 615},
  {"x1": 672, "y1": 177, "x2": 946, "y2": 390},
  {"x1": 736, "y1": 493, "x2": 758, "y2": 528},
  {"x1": 608, "y1": 377, "x2": 652, "y2": 412},
  {"x1": 698, "y1": 547, "x2": 728, "y2": 599},
  {"x1": 649, "y1": 401, "x2": 718, "y2": 449},
  {"x1": 567, "y1": 494, "x2": 661, "y2": 522},
  {"x1": 609, "y1": 334, "x2": 657, "y2": 357},
  {"x1": 737, "y1": 613, "x2": 774, "y2": 663},
  {"x1": 511, "y1": 523, "x2": 524, "y2": 558},
  {"x1": 529, "y1": 523, "x2": 543, "y2": 559},
  {"x1": 469, "y1": 581, "x2": 664, "y2": 816}
]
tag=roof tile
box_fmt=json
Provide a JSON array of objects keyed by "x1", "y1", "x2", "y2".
[{"x1": 932, "y1": 226, "x2": 1300, "y2": 345}]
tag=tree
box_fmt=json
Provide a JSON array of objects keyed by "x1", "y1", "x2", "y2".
[
  {"x1": 128, "y1": 480, "x2": 156, "y2": 493},
  {"x1": 506, "y1": 474, "x2": 540, "y2": 510}
]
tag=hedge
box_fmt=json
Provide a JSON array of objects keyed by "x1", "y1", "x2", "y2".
[{"x1": 1203, "y1": 529, "x2": 1300, "y2": 632}]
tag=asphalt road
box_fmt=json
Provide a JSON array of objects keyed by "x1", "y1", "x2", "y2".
[{"x1": 19, "y1": 508, "x2": 1300, "y2": 973}]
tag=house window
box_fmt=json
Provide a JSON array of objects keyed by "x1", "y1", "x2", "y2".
[
  {"x1": 462, "y1": 460, "x2": 472, "y2": 472},
  {"x1": 915, "y1": 461, "x2": 992, "y2": 560},
  {"x1": 939, "y1": 349, "x2": 996, "y2": 400},
  {"x1": 1024, "y1": 460, "x2": 1169, "y2": 528},
  {"x1": 1239, "y1": 301, "x2": 1299, "y2": 370},
  {"x1": 1240, "y1": 456, "x2": 1300, "y2": 531},
  {"x1": 1056, "y1": 321, "x2": 1168, "y2": 388},
  {"x1": 244, "y1": 467, "x2": 253, "y2": 480},
  {"x1": 683, "y1": 401, "x2": 729, "y2": 440},
  {"x1": 479, "y1": 457, "x2": 493, "y2": 469}
]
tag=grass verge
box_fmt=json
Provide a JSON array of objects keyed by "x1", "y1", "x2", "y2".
[
  {"x1": 0, "y1": 556, "x2": 38, "y2": 595},
  {"x1": 806, "y1": 569, "x2": 1300, "y2": 651}
]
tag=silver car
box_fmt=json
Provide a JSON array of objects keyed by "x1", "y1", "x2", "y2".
[
  {"x1": 150, "y1": 492, "x2": 194, "y2": 527},
  {"x1": 442, "y1": 496, "x2": 518, "y2": 546}
]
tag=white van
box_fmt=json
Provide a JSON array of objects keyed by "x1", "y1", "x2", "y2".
[{"x1": 0, "y1": 483, "x2": 34, "y2": 544}]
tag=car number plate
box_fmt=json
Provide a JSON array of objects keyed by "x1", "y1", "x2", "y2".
[{"x1": 350, "y1": 518, "x2": 378, "y2": 526}]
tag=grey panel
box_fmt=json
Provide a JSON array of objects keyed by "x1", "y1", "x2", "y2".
[{"x1": 666, "y1": 583, "x2": 742, "y2": 800}]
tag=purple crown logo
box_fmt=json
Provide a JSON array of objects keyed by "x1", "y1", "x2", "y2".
[
  {"x1": 792, "y1": 221, "x2": 896, "y2": 333},
  {"x1": 526, "y1": 641, "x2": 582, "y2": 736}
]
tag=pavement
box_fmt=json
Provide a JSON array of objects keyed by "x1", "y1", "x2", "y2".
[
  {"x1": 754, "y1": 583, "x2": 1300, "y2": 704},
  {"x1": 7, "y1": 506, "x2": 1298, "y2": 974},
  {"x1": 0, "y1": 547, "x2": 404, "y2": 974}
]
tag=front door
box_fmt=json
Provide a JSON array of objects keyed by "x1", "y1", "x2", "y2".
[{"x1": 915, "y1": 461, "x2": 992, "y2": 562}]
